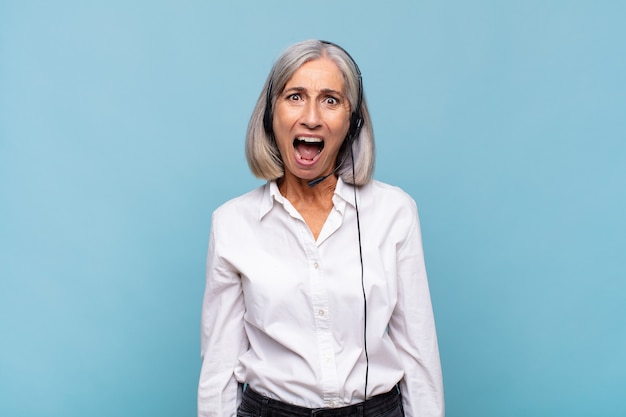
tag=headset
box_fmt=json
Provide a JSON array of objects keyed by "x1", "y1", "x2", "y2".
[{"x1": 263, "y1": 40, "x2": 364, "y2": 146}]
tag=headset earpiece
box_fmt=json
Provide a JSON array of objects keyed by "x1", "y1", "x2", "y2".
[{"x1": 347, "y1": 101, "x2": 364, "y2": 144}]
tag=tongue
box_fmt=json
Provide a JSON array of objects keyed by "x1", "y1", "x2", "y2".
[{"x1": 296, "y1": 142, "x2": 321, "y2": 160}]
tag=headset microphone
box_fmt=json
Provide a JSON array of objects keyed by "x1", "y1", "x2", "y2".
[
  {"x1": 308, "y1": 174, "x2": 331, "y2": 188},
  {"x1": 307, "y1": 161, "x2": 345, "y2": 188}
]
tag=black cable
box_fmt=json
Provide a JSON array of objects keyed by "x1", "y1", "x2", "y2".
[{"x1": 350, "y1": 142, "x2": 368, "y2": 402}]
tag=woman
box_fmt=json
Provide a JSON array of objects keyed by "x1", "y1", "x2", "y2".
[{"x1": 199, "y1": 40, "x2": 444, "y2": 417}]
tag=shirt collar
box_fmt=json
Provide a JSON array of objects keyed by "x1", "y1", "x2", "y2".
[
  {"x1": 333, "y1": 177, "x2": 357, "y2": 209},
  {"x1": 259, "y1": 177, "x2": 357, "y2": 220},
  {"x1": 258, "y1": 181, "x2": 277, "y2": 219}
]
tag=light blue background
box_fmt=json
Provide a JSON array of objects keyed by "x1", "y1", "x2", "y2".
[{"x1": 1, "y1": 1, "x2": 624, "y2": 416}]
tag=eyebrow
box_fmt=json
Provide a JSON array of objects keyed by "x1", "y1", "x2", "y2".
[
  {"x1": 283, "y1": 86, "x2": 345, "y2": 98},
  {"x1": 321, "y1": 88, "x2": 345, "y2": 97}
]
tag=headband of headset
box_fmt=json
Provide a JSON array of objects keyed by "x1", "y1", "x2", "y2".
[{"x1": 263, "y1": 40, "x2": 364, "y2": 144}]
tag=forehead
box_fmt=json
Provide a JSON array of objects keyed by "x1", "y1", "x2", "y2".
[{"x1": 285, "y1": 58, "x2": 346, "y2": 91}]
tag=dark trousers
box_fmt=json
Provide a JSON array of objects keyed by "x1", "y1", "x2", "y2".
[{"x1": 237, "y1": 387, "x2": 405, "y2": 417}]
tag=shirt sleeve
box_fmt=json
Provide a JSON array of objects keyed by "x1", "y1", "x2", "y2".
[
  {"x1": 198, "y1": 212, "x2": 248, "y2": 417},
  {"x1": 388, "y1": 203, "x2": 445, "y2": 417}
]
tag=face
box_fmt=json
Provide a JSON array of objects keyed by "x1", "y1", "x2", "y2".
[{"x1": 272, "y1": 57, "x2": 351, "y2": 183}]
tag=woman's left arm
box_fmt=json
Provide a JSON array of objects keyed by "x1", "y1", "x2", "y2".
[{"x1": 388, "y1": 203, "x2": 445, "y2": 417}]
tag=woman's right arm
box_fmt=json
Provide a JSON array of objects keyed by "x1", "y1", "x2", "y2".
[{"x1": 198, "y1": 213, "x2": 248, "y2": 417}]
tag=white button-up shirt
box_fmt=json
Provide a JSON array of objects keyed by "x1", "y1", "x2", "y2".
[{"x1": 198, "y1": 179, "x2": 444, "y2": 417}]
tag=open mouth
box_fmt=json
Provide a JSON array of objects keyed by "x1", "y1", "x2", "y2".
[{"x1": 293, "y1": 137, "x2": 324, "y2": 161}]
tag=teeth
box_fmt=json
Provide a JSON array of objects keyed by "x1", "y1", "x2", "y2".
[{"x1": 296, "y1": 137, "x2": 323, "y2": 143}]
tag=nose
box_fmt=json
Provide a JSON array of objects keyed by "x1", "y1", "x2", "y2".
[{"x1": 300, "y1": 101, "x2": 322, "y2": 129}]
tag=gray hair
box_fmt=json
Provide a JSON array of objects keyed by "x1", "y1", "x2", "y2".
[{"x1": 245, "y1": 39, "x2": 375, "y2": 185}]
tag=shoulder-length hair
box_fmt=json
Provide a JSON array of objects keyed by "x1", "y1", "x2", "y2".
[{"x1": 245, "y1": 39, "x2": 375, "y2": 186}]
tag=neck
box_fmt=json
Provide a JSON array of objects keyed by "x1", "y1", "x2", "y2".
[{"x1": 278, "y1": 172, "x2": 337, "y2": 204}]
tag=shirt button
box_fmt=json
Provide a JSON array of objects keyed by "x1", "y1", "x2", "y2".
[
  {"x1": 313, "y1": 262, "x2": 319, "y2": 269},
  {"x1": 318, "y1": 309, "x2": 325, "y2": 316},
  {"x1": 329, "y1": 401, "x2": 336, "y2": 408}
]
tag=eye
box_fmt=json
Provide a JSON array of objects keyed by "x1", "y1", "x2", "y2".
[
  {"x1": 287, "y1": 93, "x2": 301, "y2": 101},
  {"x1": 324, "y1": 96, "x2": 338, "y2": 105}
]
